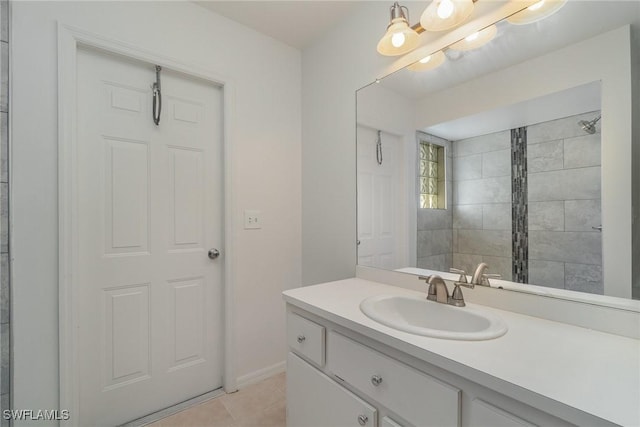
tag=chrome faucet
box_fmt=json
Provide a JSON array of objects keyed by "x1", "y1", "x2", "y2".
[
  {"x1": 419, "y1": 275, "x2": 450, "y2": 303},
  {"x1": 418, "y1": 274, "x2": 474, "y2": 307},
  {"x1": 471, "y1": 262, "x2": 488, "y2": 285},
  {"x1": 470, "y1": 262, "x2": 501, "y2": 286}
]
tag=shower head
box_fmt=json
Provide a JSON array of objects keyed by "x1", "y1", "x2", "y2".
[{"x1": 578, "y1": 115, "x2": 601, "y2": 134}]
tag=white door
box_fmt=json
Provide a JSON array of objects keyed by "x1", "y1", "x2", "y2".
[
  {"x1": 357, "y1": 126, "x2": 403, "y2": 269},
  {"x1": 76, "y1": 47, "x2": 224, "y2": 426}
]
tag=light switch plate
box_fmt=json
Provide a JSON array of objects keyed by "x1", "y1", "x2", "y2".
[{"x1": 244, "y1": 210, "x2": 262, "y2": 229}]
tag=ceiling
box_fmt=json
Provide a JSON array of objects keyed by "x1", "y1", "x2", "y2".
[
  {"x1": 196, "y1": 1, "x2": 638, "y2": 140},
  {"x1": 196, "y1": 1, "x2": 360, "y2": 49},
  {"x1": 424, "y1": 82, "x2": 602, "y2": 140}
]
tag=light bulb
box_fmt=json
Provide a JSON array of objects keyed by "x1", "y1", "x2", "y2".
[
  {"x1": 437, "y1": 0, "x2": 454, "y2": 19},
  {"x1": 408, "y1": 50, "x2": 446, "y2": 72},
  {"x1": 465, "y1": 32, "x2": 479, "y2": 42},
  {"x1": 391, "y1": 32, "x2": 406, "y2": 48},
  {"x1": 450, "y1": 24, "x2": 497, "y2": 51},
  {"x1": 528, "y1": 0, "x2": 545, "y2": 11}
]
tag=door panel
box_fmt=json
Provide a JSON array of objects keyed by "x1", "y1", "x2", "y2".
[
  {"x1": 104, "y1": 137, "x2": 149, "y2": 254},
  {"x1": 103, "y1": 285, "x2": 151, "y2": 389},
  {"x1": 168, "y1": 277, "x2": 205, "y2": 369},
  {"x1": 168, "y1": 147, "x2": 204, "y2": 249},
  {"x1": 77, "y1": 47, "x2": 223, "y2": 426}
]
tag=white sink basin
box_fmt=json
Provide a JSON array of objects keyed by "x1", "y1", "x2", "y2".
[{"x1": 360, "y1": 294, "x2": 508, "y2": 341}]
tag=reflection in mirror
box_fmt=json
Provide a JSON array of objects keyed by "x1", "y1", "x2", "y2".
[
  {"x1": 356, "y1": 1, "x2": 639, "y2": 303},
  {"x1": 418, "y1": 98, "x2": 602, "y2": 293}
]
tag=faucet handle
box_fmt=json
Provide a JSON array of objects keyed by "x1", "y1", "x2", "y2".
[
  {"x1": 449, "y1": 268, "x2": 468, "y2": 283},
  {"x1": 450, "y1": 283, "x2": 467, "y2": 307},
  {"x1": 454, "y1": 281, "x2": 474, "y2": 289},
  {"x1": 481, "y1": 273, "x2": 501, "y2": 286},
  {"x1": 418, "y1": 275, "x2": 438, "y2": 301}
]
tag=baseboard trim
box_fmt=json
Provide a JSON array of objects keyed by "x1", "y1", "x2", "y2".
[
  {"x1": 236, "y1": 360, "x2": 286, "y2": 389},
  {"x1": 120, "y1": 388, "x2": 225, "y2": 427}
]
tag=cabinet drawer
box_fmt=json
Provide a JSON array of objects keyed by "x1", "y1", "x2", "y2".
[
  {"x1": 328, "y1": 331, "x2": 460, "y2": 427},
  {"x1": 287, "y1": 312, "x2": 325, "y2": 367},
  {"x1": 287, "y1": 352, "x2": 377, "y2": 427}
]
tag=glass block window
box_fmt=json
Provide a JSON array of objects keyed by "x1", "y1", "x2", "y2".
[{"x1": 419, "y1": 141, "x2": 446, "y2": 209}]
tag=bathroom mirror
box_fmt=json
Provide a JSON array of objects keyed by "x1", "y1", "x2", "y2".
[{"x1": 356, "y1": 1, "x2": 639, "y2": 304}]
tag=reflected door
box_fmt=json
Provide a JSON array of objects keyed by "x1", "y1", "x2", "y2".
[
  {"x1": 76, "y1": 47, "x2": 223, "y2": 425},
  {"x1": 357, "y1": 127, "x2": 404, "y2": 269}
]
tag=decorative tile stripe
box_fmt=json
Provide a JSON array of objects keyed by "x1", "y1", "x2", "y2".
[
  {"x1": 1, "y1": 0, "x2": 10, "y2": 416},
  {"x1": 511, "y1": 127, "x2": 528, "y2": 283}
]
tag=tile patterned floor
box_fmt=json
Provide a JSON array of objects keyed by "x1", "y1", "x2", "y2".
[{"x1": 147, "y1": 373, "x2": 286, "y2": 427}]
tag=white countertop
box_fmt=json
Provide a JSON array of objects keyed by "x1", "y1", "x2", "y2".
[{"x1": 283, "y1": 278, "x2": 640, "y2": 426}]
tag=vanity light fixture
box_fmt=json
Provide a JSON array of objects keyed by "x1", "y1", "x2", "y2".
[
  {"x1": 448, "y1": 24, "x2": 497, "y2": 51},
  {"x1": 377, "y1": 2, "x2": 420, "y2": 56},
  {"x1": 377, "y1": 0, "x2": 476, "y2": 57},
  {"x1": 407, "y1": 50, "x2": 446, "y2": 71},
  {"x1": 506, "y1": 0, "x2": 567, "y2": 25},
  {"x1": 420, "y1": 0, "x2": 475, "y2": 32}
]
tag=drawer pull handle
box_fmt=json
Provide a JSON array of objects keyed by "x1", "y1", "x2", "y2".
[
  {"x1": 297, "y1": 335, "x2": 306, "y2": 343},
  {"x1": 358, "y1": 415, "x2": 368, "y2": 425},
  {"x1": 371, "y1": 375, "x2": 383, "y2": 386}
]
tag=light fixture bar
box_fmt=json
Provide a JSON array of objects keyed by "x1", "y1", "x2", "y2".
[{"x1": 411, "y1": 23, "x2": 426, "y2": 34}]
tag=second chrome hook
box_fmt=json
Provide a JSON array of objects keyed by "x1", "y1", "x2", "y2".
[{"x1": 152, "y1": 65, "x2": 162, "y2": 126}]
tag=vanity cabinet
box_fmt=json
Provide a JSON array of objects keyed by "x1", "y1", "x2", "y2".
[
  {"x1": 287, "y1": 312, "x2": 325, "y2": 367},
  {"x1": 287, "y1": 352, "x2": 377, "y2": 427},
  {"x1": 328, "y1": 331, "x2": 460, "y2": 427},
  {"x1": 286, "y1": 307, "x2": 575, "y2": 427}
]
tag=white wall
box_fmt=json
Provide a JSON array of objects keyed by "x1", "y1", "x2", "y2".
[
  {"x1": 11, "y1": 0, "x2": 301, "y2": 417},
  {"x1": 414, "y1": 26, "x2": 633, "y2": 298},
  {"x1": 632, "y1": 25, "x2": 640, "y2": 298},
  {"x1": 301, "y1": 3, "x2": 399, "y2": 285}
]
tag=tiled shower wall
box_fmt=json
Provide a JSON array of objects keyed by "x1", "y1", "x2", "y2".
[
  {"x1": 451, "y1": 131, "x2": 513, "y2": 280},
  {"x1": 416, "y1": 134, "x2": 453, "y2": 271},
  {"x1": 527, "y1": 111, "x2": 603, "y2": 293},
  {"x1": 0, "y1": 0, "x2": 8, "y2": 422},
  {"x1": 417, "y1": 112, "x2": 602, "y2": 293}
]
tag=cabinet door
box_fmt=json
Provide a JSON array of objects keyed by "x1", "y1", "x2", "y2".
[
  {"x1": 469, "y1": 399, "x2": 537, "y2": 427},
  {"x1": 287, "y1": 352, "x2": 377, "y2": 427},
  {"x1": 382, "y1": 416, "x2": 404, "y2": 427}
]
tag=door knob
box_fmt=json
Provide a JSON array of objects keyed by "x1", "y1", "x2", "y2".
[{"x1": 208, "y1": 248, "x2": 220, "y2": 259}]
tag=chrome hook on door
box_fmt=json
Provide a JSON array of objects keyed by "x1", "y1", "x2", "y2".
[
  {"x1": 376, "y1": 130, "x2": 383, "y2": 166},
  {"x1": 152, "y1": 65, "x2": 162, "y2": 126}
]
